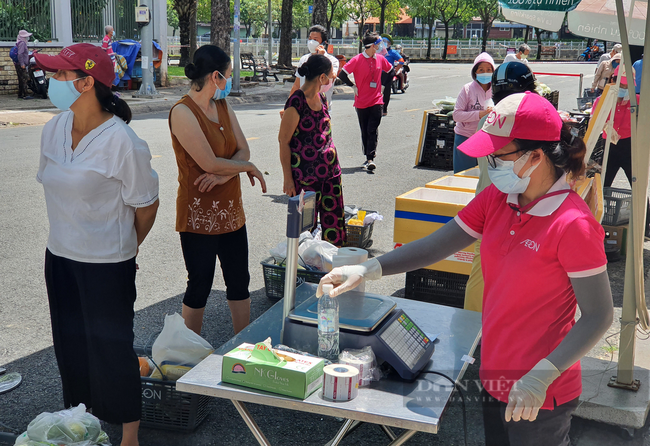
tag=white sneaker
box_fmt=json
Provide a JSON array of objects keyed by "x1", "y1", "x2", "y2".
[
  {"x1": 367, "y1": 160, "x2": 376, "y2": 171},
  {"x1": 362, "y1": 160, "x2": 369, "y2": 169}
]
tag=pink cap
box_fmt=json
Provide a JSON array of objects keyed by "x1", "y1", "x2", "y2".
[{"x1": 458, "y1": 92, "x2": 562, "y2": 158}]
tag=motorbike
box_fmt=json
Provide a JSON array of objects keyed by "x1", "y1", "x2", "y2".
[
  {"x1": 391, "y1": 59, "x2": 410, "y2": 94},
  {"x1": 577, "y1": 47, "x2": 604, "y2": 62},
  {"x1": 28, "y1": 50, "x2": 48, "y2": 99}
]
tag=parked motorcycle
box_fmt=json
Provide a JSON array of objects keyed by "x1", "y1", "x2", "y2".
[
  {"x1": 28, "y1": 50, "x2": 48, "y2": 99},
  {"x1": 577, "y1": 47, "x2": 603, "y2": 62}
]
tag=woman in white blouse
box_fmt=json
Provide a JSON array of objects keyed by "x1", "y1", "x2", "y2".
[{"x1": 34, "y1": 44, "x2": 159, "y2": 446}]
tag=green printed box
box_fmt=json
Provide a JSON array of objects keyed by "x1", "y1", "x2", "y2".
[{"x1": 221, "y1": 341, "x2": 325, "y2": 399}]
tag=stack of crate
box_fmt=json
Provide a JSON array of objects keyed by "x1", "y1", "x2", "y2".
[
  {"x1": 393, "y1": 168, "x2": 479, "y2": 308},
  {"x1": 415, "y1": 111, "x2": 456, "y2": 170}
]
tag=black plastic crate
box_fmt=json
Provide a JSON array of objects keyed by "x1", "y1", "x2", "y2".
[
  {"x1": 140, "y1": 377, "x2": 212, "y2": 432},
  {"x1": 577, "y1": 96, "x2": 595, "y2": 112},
  {"x1": 565, "y1": 114, "x2": 590, "y2": 139},
  {"x1": 583, "y1": 88, "x2": 599, "y2": 98},
  {"x1": 543, "y1": 90, "x2": 560, "y2": 109},
  {"x1": 427, "y1": 113, "x2": 456, "y2": 133},
  {"x1": 346, "y1": 221, "x2": 374, "y2": 248},
  {"x1": 405, "y1": 269, "x2": 468, "y2": 308},
  {"x1": 261, "y1": 257, "x2": 327, "y2": 300},
  {"x1": 602, "y1": 187, "x2": 632, "y2": 226}
]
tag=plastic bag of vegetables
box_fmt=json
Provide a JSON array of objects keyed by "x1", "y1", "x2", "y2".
[
  {"x1": 15, "y1": 404, "x2": 111, "y2": 445},
  {"x1": 534, "y1": 82, "x2": 552, "y2": 96},
  {"x1": 432, "y1": 97, "x2": 457, "y2": 112}
]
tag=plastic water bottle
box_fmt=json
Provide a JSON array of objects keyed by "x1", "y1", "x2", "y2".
[{"x1": 318, "y1": 284, "x2": 339, "y2": 360}]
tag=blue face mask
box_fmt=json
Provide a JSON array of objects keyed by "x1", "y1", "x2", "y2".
[
  {"x1": 612, "y1": 61, "x2": 620, "y2": 69},
  {"x1": 213, "y1": 72, "x2": 232, "y2": 100},
  {"x1": 48, "y1": 77, "x2": 84, "y2": 111},
  {"x1": 476, "y1": 73, "x2": 493, "y2": 85},
  {"x1": 618, "y1": 87, "x2": 629, "y2": 99},
  {"x1": 487, "y1": 151, "x2": 539, "y2": 194}
]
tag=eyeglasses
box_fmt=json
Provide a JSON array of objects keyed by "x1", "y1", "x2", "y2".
[{"x1": 486, "y1": 149, "x2": 523, "y2": 168}]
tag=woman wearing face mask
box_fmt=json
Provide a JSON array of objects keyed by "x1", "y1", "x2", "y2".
[
  {"x1": 169, "y1": 45, "x2": 267, "y2": 336},
  {"x1": 279, "y1": 55, "x2": 346, "y2": 246},
  {"x1": 34, "y1": 43, "x2": 160, "y2": 446},
  {"x1": 318, "y1": 92, "x2": 613, "y2": 446},
  {"x1": 452, "y1": 52, "x2": 495, "y2": 173},
  {"x1": 338, "y1": 32, "x2": 393, "y2": 171}
]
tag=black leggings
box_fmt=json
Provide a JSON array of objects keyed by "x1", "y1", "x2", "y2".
[
  {"x1": 180, "y1": 225, "x2": 250, "y2": 308},
  {"x1": 603, "y1": 137, "x2": 632, "y2": 188},
  {"x1": 356, "y1": 104, "x2": 383, "y2": 161},
  {"x1": 44, "y1": 249, "x2": 141, "y2": 424}
]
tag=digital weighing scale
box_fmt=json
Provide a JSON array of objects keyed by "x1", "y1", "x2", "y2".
[{"x1": 281, "y1": 193, "x2": 435, "y2": 381}]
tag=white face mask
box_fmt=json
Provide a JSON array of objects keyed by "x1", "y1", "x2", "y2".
[
  {"x1": 487, "y1": 151, "x2": 540, "y2": 194},
  {"x1": 307, "y1": 39, "x2": 320, "y2": 54}
]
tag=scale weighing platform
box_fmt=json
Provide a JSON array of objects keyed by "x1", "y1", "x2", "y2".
[{"x1": 284, "y1": 286, "x2": 435, "y2": 381}]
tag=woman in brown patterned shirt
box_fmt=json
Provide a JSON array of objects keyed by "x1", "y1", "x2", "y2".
[{"x1": 169, "y1": 45, "x2": 266, "y2": 335}]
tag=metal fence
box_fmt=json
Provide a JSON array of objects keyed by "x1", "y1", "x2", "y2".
[
  {"x1": 0, "y1": 0, "x2": 53, "y2": 42},
  {"x1": 73, "y1": 0, "x2": 136, "y2": 42}
]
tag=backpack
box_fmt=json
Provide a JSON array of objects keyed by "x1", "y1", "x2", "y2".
[{"x1": 9, "y1": 46, "x2": 19, "y2": 63}]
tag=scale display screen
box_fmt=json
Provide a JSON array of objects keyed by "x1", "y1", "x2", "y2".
[
  {"x1": 301, "y1": 195, "x2": 316, "y2": 233},
  {"x1": 378, "y1": 312, "x2": 432, "y2": 372}
]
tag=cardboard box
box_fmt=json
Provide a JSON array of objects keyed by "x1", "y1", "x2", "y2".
[
  {"x1": 394, "y1": 187, "x2": 476, "y2": 275},
  {"x1": 603, "y1": 225, "x2": 627, "y2": 254},
  {"x1": 222, "y1": 341, "x2": 325, "y2": 399}
]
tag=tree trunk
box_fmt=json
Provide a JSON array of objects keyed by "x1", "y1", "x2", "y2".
[
  {"x1": 175, "y1": 0, "x2": 197, "y2": 67},
  {"x1": 426, "y1": 19, "x2": 433, "y2": 59},
  {"x1": 535, "y1": 27, "x2": 542, "y2": 60},
  {"x1": 278, "y1": 0, "x2": 293, "y2": 68},
  {"x1": 313, "y1": 0, "x2": 327, "y2": 26},
  {"x1": 524, "y1": 25, "x2": 529, "y2": 43},
  {"x1": 442, "y1": 21, "x2": 449, "y2": 60},
  {"x1": 190, "y1": 8, "x2": 197, "y2": 62},
  {"x1": 211, "y1": 0, "x2": 231, "y2": 54},
  {"x1": 379, "y1": 1, "x2": 386, "y2": 34},
  {"x1": 358, "y1": 19, "x2": 365, "y2": 52}
]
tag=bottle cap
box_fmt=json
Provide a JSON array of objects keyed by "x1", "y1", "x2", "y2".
[{"x1": 322, "y1": 284, "x2": 334, "y2": 296}]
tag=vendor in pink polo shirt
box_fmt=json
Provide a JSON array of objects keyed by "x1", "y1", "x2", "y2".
[{"x1": 318, "y1": 91, "x2": 614, "y2": 446}]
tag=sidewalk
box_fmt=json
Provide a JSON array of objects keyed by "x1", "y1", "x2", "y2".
[{"x1": 0, "y1": 80, "x2": 339, "y2": 126}]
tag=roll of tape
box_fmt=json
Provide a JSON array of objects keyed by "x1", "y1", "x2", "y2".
[
  {"x1": 339, "y1": 355, "x2": 373, "y2": 387},
  {"x1": 322, "y1": 364, "x2": 360, "y2": 401}
]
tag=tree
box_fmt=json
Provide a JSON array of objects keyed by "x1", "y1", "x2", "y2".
[
  {"x1": 198, "y1": 0, "x2": 211, "y2": 22},
  {"x1": 469, "y1": 0, "x2": 499, "y2": 53},
  {"x1": 167, "y1": 0, "x2": 179, "y2": 37},
  {"x1": 374, "y1": 0, "x2": 402, "y2": 34},
  {"x1": 313, "y1": 0, "x2": 328, "y2": 26},
  {"x1": 535, "y1": 27, "x2": 542, "y2": 60},
  {"x1": 211, "y1": 0, "x2": 231, "y2": 53},
  {"x1": 327, "y1": 0, "x2": 347, "y2": 37},
  {"x1": 406, "y1": 0, "x2": 436, "y2": 58},
  {"x1": 173, "y1": 0, "x2": 198, "y2": 66},
  {"x1": 344, "y1": 0, "x2": 373, "y2": 52},
  {"x1": 278, "y1": 0, "x2": 293, "y2": 67},
  {"x1": 435, "y1": 0, "x2": 469, "y2": 60}
]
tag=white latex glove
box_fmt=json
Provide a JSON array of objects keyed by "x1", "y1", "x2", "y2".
[
  {"x1": 505, "y1": 358, "x2": 561, "y2": 422},
  {"x1": 316, "y1": 258, "x2": 382, "y2": 298},
  {"x1": 353, "y1": 85, "x2": 358, "y2": 96}
]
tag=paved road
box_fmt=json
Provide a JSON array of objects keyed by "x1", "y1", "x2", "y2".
[{"x1": 1, "y1": 62, "x2": 648, "y2": 445}]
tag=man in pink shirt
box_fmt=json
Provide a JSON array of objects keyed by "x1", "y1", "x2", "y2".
[
  {"x1": 338, "y1": 32, "x2": 393, "y2": 171},
  {"x1": 102, "y1": 25, "x2": 116, "y2": 68}
]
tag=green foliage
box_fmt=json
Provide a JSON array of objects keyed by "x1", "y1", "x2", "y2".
[
  {"x1": 292, "y1": 0, "x2": 312, "y2": 30},
  {"x1": 197, "y1": 0, "x2": 210, "y2": 22},
  {"x1": 0, "y1": 0, "x2": 52, "y2": 41},
  {"x1": 167, "y1": 0, "x2": 179, "y2": 31}
]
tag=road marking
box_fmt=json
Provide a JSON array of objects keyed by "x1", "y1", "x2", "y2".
[
  {"x1": 247, "y1": 137, "x2": 260, "y2": 141},
  {"x1": 404, "y1": 109, "x2": 420, "y2": 112}
]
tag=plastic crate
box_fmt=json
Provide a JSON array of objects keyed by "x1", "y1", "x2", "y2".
[
  {"x1": 261, "y1": 258, "x2": 327, "y2": 300},
  {"x1": 583, "y1": 88, "x2": 599, "y2": 98},
  {"x1": 346, "y1": 221, "x2": 374, "y2": 248},
  {"x1": 420, "y1": 134, "x2": 455, "y2": 170},
  {"x1": 565, "y1": 114, "x2": 590, "y2": 139},
  {"x1": 140, "y1": 376, "x2": 211, "y2": 432},
  {"x1": 577, "y1": 97, "x2": 595, "y2": 112},
  {"x1": 405, "y1": 269, "x2": 468, "y2": 308},
  {"x1": 602, "y1": 187, "x2": 632, "y2": 226},
  {"x1": 426, "y1": 113, "x2": 456, "y2": 134},
  {"x1": 543, "y1": 90, "x2": 560, "y2": 109}
]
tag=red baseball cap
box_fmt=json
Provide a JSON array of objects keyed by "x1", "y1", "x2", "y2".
[
  {"x1": 34, "y1": 43, "x2": 114, "y2": 88},
  {"x1": 458, "y1": 91, "x2": 563, "y2": 158}
]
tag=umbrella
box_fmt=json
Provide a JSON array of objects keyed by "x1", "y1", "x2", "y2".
[{"x1": 500, "y1": 0, "x2": 650, "y2": 389}]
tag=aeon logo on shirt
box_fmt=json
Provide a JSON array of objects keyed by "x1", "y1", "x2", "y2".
[{"x1": 520, "y1": 239, "x2": 540, "y2": 252}]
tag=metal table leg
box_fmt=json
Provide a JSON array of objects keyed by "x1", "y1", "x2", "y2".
[
  {"x1": 387, "y1": 429, "x2": 417, "y2": 446},
  {"x1": 324, "y1": 419, "x2": 361, "y2": 446},
  {"x1": 380, "y1": 425, "x2": 397, "y2": 441},
  {"x1": 231, "y1": 400, "x2": 271, "y2": 446}
]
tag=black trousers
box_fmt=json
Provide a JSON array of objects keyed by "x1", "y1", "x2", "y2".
[
  {"x1": 356, "y1": 104, "x2": 383, "y2": 161},
  {"x1": 180, "y1": 225, "x2": 250, "y2": 309},
  {"x1": 44, "y1": 249, "x2": 141, "y2": 424},
  {"x1": 14, "y1": 63, "x2": 31, "y2": 98},
  {"x1": 382, "y1": 71, "x2": 392, "y2": 113},
  {"x1": 481, "y1": 389, "x2": 579, "y2": 446},
  {"x1": 603, "y1": 137, "x2": 632, "y2": 188}
]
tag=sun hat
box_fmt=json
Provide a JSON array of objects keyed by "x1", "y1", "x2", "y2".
[
  {"x1": 34, "y1": 43, "x2": 114, "y2": 88},
  {"x1": 18, "y1": 30, "x2": 32, "y2": 39},
  {"x1": 458, "y1": 91, "x2": 562, "y2": 158}
]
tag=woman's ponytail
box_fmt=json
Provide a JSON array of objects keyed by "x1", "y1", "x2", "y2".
[{"x1": 95, "y1": 82, "x2": 132, "y2": 123}]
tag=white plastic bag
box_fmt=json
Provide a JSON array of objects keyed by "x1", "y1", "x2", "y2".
[
  {"x1": 150, "y1": 313, "x2": 214, "y2": 381},
  {"x1": 299, "y1": 239, "x2": 338, "y2": 272},
  {"x1": 16, "y1": 403, "x2": 110, "y2": 445},
  {"x1": 338, "y1": 347, "x2": 381, "y2": 386}
]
